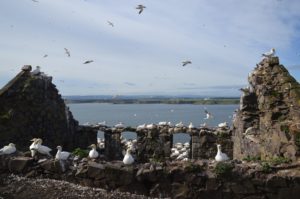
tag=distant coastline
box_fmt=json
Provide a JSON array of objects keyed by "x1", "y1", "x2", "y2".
[{"x1": 64, "y1": 97, "x2": 240, "y2": 105}]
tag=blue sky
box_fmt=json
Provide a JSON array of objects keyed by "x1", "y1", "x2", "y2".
[{"x1": 0, "y1": 0, "x2": 299, "y2": 96}]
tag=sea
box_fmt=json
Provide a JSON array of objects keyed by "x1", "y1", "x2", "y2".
[{"x1": 68, "y1": 103, "x2": 238, "y2": 143}]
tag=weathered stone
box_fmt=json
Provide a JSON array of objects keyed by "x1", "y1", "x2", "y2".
[
  {"x1": 8, "y1": 157, "x2": 33, "y2": 173},
  {"x1": 87, "y1": 161, "x2": 105, "y2": 179}
]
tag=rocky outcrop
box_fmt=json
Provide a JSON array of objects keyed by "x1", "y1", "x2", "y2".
[
  {"x1": 0, "y1": 66, "x2": 96, "y2": 151},
  {"x1": 233, "y1": 57, "x2": 300, "y2": 161}
]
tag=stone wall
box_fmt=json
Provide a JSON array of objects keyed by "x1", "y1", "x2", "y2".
[
  {"x1": 233, "y1": 57, "x2": 300, "y2": 161},
  {"x1": 100, "y1": 125, "x2": 232, "y2": 162},
  {"x1": 1, "y1": 154, "x2": 300, "y2": 199},
  {"x1": 0, "y1": 66, "x2": 96, "y2": 151}
]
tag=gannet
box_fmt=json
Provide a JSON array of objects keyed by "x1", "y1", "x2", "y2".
[
  {"x1": 146, "y1": 123, "x2": 156, "y2": 129},
  {"x1": 123, "y1": 149, "x2": 134, "y2": 165},
  {"x1": 204, "y1": 109, "x2": 213, "y2": 120},
  {"x1": 107, "y1": 21, "x2": 114, "y2": 27},
  {"x1": 43, "y1": 54, "x2": 48, "y2": 58},
  {"x1": 98, "y1": 121, "x2": 106, "y2": 126},
  {"x1": 32, "y1": 66, "x2": 41, "y2": 75},
  {"x1": 35, "y1": 138, "x2": 52, "y2": 157},
  {"x1": 175, "y1": 121, "x2": 184, "y2": 128},
  {"x1": 262, "y1": 48, "x2": 275, "y2": 58},
  {"x1": 167, "y1": 121, "x2": 173, "y2": 126},
  {"x1": 88, "y1": 144, "x2": 99, "y2": 159},
  {"x1": 182, "y1": 60, "x2": 192, "y2": 66},
  {"x1": 115, "y1": 122, "x2": 125, "y2": 128},
  {"x1": 215, "y1": 144, "x2": 229, "y2": 162},
  {"x1": 137, "y1": 124, "x2": 146, "y2": 130},
  {"x1": 83, "y1": 60, "x2": 94, "y2": 64},
  {"x1": 218, "y1": 122, "x2": 228, "y2": 128},
  {"x1": 55, "y1": 146, "x2": 70, "y2": 160},
  {"x1": 29, "y1": 138, "x2": 38, "y2": 157},
  {"x1": 0, "y1": 143, "x2": 16, "y2": 155},
  {"x1": 136, "y1": 4, "x2": 146, "y2": 14},
  {"x1": 64, "y1": 48, "x2": 71, "y2": 57},
  {"x1": 158, "y1": 121, "x2": 168, "y2": 126},
  {"x1": 188, "y1": 122, "x2": 194, "y2": 129}
]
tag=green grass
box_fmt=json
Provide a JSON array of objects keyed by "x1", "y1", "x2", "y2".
[
  {"x1": 72, "y1": 148, "x2": 89, "y2": 158},
  {"x1": 243, "y1": 155, "x2": 261, "y2": 162},
  {"x1": 214, "y1": 162, "x2": 233, "y2": 177},
  {"x1": 261, "y1": 162, "x2": 272, "y2": 173}
]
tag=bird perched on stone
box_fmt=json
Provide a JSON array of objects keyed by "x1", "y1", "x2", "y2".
[
  {"x1": 88, "y1": 144, "x2": 99, "y2": 159},
  {"x1": 123, "y1": 148, "x2": 134, "y2": 165},
  {"x1": 182, "y1": 60, "x2": 192, "y2": 66},
  {"x1": 188, "y1": 122, "x2": 194, "y2": 129},
  {"x1": 34, "y1": 138, "x2": 52, "y2": 157},
  {"x1": 215, "y1": 144, "x2": 229, "y2": 162},
  {"x1": 55, "y1": 146, "x2": 70, "y2": 160},
  {"x1": 239, "y1": 87, "x2": 250, "y2": 94},
  {"x1": 107, "y1": 21, "x2": 114, "y2": 27},
  {"x1": 136, "y1": 4, "x2": 146, "y2": 14},
  {"x1": 0, "y1": 143, "x2": 16, "y2": 155},
  {"x1": 64, "y1": 48, "x2": 71, "y2": 57},
  {"x1": 31, "y1": 66, "x2": 41, "y2": 75},
  {"x1": 262, "y1": 48, "x2": 275, "y2": 58},
  {"x1": 83, "y1": 60, "x2": 94, "y2": 64},
  {"x1": 29, "y1": 138, "x2": 38, "y2": 157}
]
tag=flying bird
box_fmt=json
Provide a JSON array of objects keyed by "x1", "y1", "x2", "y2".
[
  {"x1": 182, "y1": 60, "x2": 192, "y2": 66},
  {"x1": 43, "y1": 54, "x2": 48, "y2": 58},
  {"x1": 262, "y1": 48, "x2": 275, "y2": 58},
  {"x1": 83, "y1": 60, "x2": 94, "y2": 64},
  {"x1": 64, "y1": 48, "x2": 70, "y2": 57},
  {"x1": 136, "y1": 4, "x2": 146, "y2": 14},
  {"x1": 204, "y1": 109, "x2": 213, "y2": 120},
  {"x1": 32, "y1": 0, "x2": 39, "y2": 2},
  {"x1": 107, "y1": 21, "x2": 114, "y2": 27}
]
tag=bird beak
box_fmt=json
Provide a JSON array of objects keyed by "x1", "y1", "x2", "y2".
[{"x1": 30, "y1": 139, "x2": 35, "y2": 141}]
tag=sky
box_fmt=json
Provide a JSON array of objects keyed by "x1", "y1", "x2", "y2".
[{"x1": 0, "y1": 0, "x2": 300, "y2": 97}]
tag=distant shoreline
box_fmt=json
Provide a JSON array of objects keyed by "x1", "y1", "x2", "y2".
[{"x1": 64, "y1": 98, "x2": 240, "y2": 105}]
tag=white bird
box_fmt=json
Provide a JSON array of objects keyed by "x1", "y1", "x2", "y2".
[
  {"x1": 167, "y1": 121, "x2": 173, "y2": 126},
  {"x1": 115, "y1": 122, "x2": 125, "y2": 128},
  {"x1": 204, "y1": 109, "x2": 213, "y2": 120},
  {"x1": 55, "y1": 146, "x2": 70, "y2": 160},
  {"x1": 88, "y1": 144, "x2": 99, "y2": 159},
  {"x1": 34, "y1": 139, "x2": 52, "y2": 157},
  {"x1": 158, "y1": 121, "x2": 168, "y2": 126},
  {"x1": 215, "y1": 144, "x2": 229, "y2": 162},
  {"x1": 218, "y1": 122, "x2": 228, "y2": 128},
  {"x1": 175, "y1": 121, "x2": 184, "y2": 128},
  {"x1": 123, "y1": 149, "x2": 134, "y2": 165},
  {"x1": 182, "y1": 60, "x2": 192, "y2": 66},
  {"x1": 188, "y1": 122, "x2": 194, "y2": 129},
  {"x1": 64, "y1": 48, "x2": 71, "y2": 57},
  {"x1": 136, "y1": 4, "x2": 146, "y2": 14},
  {"x1": 262, "y1": 48, "x2": 275, "y2": 58},
  {"x1": 0, "y1": 143, "x2": 16, "y2": 155},
  {"x1": 29, "y1": 138, "x2": 38, "y2": 157},
  {"x1": 137, "y1": 124, "x2": 146, "y2": 130},
  {"x1": 107, "y1": 21, "x2": 114, "y2": 27},
  {"x1": 146, "y1": 123, "x2": 156, "y2": 129},
  {"x1": 98, "y1": 121, "x2": 106, "y2": 126},
  {"x1": 32, "y1": 66, "x2": 41, "y2": 75}
]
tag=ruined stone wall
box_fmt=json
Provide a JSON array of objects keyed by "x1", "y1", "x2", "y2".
[
  {"x1": 233, "y1": 57, "x2": 300, "y2": 161},
  {"x1": 1, "y1": 154, "x2": 300, "y2": 199},
  {"x1": 0, "y1": 66, "x2": 96, "y2": 151}
]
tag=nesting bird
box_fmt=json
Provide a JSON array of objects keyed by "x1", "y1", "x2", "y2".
[
  {"x1": 262, "y1": 48, "x2": 275, "y2": 58},
  {"x1": 215, "y1": 144, "x2": 229, "y2": 162},
  {"x1": 188, "y1": 122, "x2": 194, "y2": 129},
  {"x1": 55, "y1": 146, "x2": 70, "y2": 160},
  {"x1": 218, "y1": 122, "x2": 228, "y2": 128},
  {"x1": 88, "y1": 144, "x2": 99, "y2": 159},
  {"x1": 123, "y1": 149, "x2": 134, "y2": 165},
  {"x1": 115, "y1": 122, "x2": 125, "y2": 128},
  {"x1": 34, "y1": 138, "x2": 52, "y2": 157},
  {"x1": 136, "y1": 4, "x2": 146, "y2": 14},
  {"x1": 0, "y1": 143, "x2": 16, "y2": 155}
]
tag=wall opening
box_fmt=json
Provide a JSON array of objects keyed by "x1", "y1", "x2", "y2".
[
  {"x1": 121, "y1": 131, "x2": 137, "y2": 159},
  {"x1": 171, "y1": 133, "x2": 191, "y2": 161}
]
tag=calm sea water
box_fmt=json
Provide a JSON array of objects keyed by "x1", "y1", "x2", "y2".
[{"x1": 68, "y1": 103, "x2": 238, "y2": 143}]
